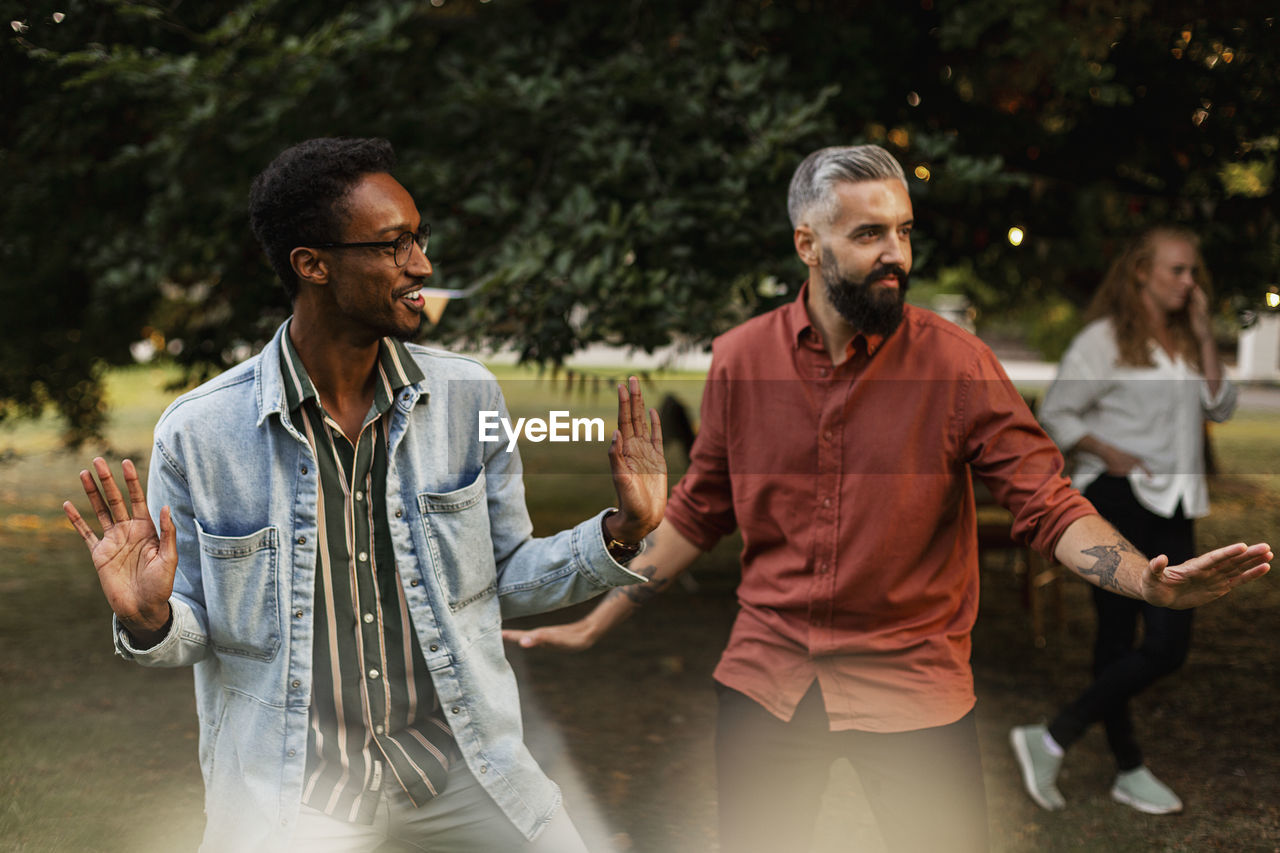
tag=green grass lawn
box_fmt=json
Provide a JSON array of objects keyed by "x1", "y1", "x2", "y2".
[{"x1": 1, "y1": 363, "x2": 1277, "y2": 852}]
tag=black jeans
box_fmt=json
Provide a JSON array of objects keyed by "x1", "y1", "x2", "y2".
[
  {"x1": 715, "y1": 682, "x2": 988, "y2": 853},
  {"x1": 1048, "y1": 475, "x2": 1195, "y2": 771}
]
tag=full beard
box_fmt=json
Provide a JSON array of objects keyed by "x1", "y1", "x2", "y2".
[{"x1": 821, "y1": 252, "x2": 909, "y2": 337}]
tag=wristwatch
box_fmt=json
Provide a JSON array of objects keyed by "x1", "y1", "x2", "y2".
[{"x1": 602, "y1": 510, "x2": 644, "y2": 564}]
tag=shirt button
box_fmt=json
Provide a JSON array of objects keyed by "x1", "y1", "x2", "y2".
[
  {"x1": 300, "y1": 465, "x2": 308, "y2": 475},
  {"x1": 479, "y1": 765, "x2": 488, "y2": 774},
  {"x1": 395, "y1": 509, "x2": 403, "y2": 518},
  {"x1": 451, "y1": 707, "x2": 461, "y2": 715},
  {"x1": 363, "y1": 613, "x2": 374, "y2": 624},
  {"x1": 355, "y1": 490, "x2": 364, "y2": 502},
  {"x1": 823, "y1": 430, "x2": 833, "y2": 441},
  {"x1": 288, "y1": 749, "x2": 296, "y2": 757},
  {"x1": 375, "y1": 725, "x2": 384, "y2": 735},
  {"x1": 823, "y1": 498, "x2": 831, "y2": 508},
  {"x1": 368, "y1": 669, "x2": 379, "y2": 680},
  {"x1": 819, "y1": 368, "x2": 830, "y2": 377},
  {"x1": 429, "y1": 644, "x2": 439, "y2": 652},
  {"x1": 358, "y1": 551, "x2": 368, "y2": 562},
  {"x1": 292, "y1": 680, "x2": 301, "y2": 688}
]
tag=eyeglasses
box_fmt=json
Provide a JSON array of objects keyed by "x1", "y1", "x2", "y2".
[{"x1": 312, "y1": 225, "x2": 430, "y2": 267}]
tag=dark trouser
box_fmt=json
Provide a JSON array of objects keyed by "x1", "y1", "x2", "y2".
[
  {"x1": 715, "y1": 682, "x2": 988, "y2": 853},
  {"x1": 1048, "y1": 474, "x2": 1195, "y2": 771}
]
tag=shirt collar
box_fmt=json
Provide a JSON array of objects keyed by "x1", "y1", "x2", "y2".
[
  {"x1": 787, "y1": 280, "x2": 888, "y2": 359},
  {"x1": 278, "y1": 320, "x2": 425, "y2": 417}
]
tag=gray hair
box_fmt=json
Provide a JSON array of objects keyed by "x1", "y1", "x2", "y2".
[{"x1": 787, "y1": 145, "x2": 908, "y2": 229}]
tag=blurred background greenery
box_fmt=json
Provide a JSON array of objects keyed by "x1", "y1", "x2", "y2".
[{"x1": 3, "y1": 0, "x2": 1278, "y2": 444}]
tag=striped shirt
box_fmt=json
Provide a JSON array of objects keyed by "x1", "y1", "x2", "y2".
[{"x1": 280, "y1": 327, "x2": 456, "y2": 824}]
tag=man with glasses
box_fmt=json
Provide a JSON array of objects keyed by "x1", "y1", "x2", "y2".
[{"x1": 63, "y1": 137, "x2": 668, "y2": 852}]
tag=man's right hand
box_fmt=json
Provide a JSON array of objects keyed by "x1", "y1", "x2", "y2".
[
  {"x1": 503, "y1": 617, "x2": 602, "y2": 652},
  {"x1": 503, "y1": 519, "x2": 706, "y2": 653},
  {"x1": 64, "y1": 457, "x2": 177, "y2": 646}
]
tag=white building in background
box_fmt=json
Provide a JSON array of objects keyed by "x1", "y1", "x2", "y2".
[{"x1": 1238, "y1": 311, "x2": 1280, "y2": 381}]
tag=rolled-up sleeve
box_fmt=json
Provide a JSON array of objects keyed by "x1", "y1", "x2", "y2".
[{"x1": 1201, "y1": 377, "x2": 1237, "y2": 423}]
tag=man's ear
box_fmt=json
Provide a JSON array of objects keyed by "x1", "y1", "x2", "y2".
[
  {"x1": 290, "y1": 247, "x2": 329, "y2": 287},
  {"x1": 794, "y1": 225, "x2": 821, "y2": 268}
]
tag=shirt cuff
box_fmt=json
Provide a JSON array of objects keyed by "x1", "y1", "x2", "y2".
[
  {"x1": 574, "y1": 508, "x2": 649, "y2": 587},
  {"x1": 112, "y1": 601, "x2": 181, "y2": 661},
  {"x1": 1201, "y1": 377, "x2": 1237, "y2": 421}
]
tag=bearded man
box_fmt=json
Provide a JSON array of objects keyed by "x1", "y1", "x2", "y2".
[{"x1": 504, "y1": 144, "x2": 1271, "y2": 853}]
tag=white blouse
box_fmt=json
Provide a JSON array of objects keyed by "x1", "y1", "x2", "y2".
[{"x1": 1038, "y1": 318, "x2": 1236, "y2": 519}]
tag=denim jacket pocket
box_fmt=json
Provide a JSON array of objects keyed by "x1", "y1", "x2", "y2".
[
  {"x1": 194, "y1": 520, "x2": 282, "y2": 661},
  {"x1": 417, "y1": 468, "x2": 498, "y2": 611}
]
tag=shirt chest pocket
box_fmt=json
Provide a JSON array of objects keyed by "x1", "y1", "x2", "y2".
[
  {"x1": 417, "y1": 468, "x2": 498, "y2": 611},
  {"x1": 194, "y1": 521, "x2": 282, "y2": 661}
]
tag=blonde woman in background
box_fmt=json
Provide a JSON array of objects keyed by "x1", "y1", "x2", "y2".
[{"x1": 1011, "y1": 226, "x2": 1236, "y2": 815}]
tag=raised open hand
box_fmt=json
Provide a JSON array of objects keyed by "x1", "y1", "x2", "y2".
[
  {"x1": 606, "y1": 376, "x2": 667, "y2": 542},
  {"x1": 1141, "y1": 541, "x2": 1272, "y2": 609},
  {"x1": 63, "y1": 457, "x2": 177, "y2": 639}
]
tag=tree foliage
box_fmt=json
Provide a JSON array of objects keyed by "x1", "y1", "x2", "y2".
[{"x1": 2, "y1": 0, "x2": 1277, "y2": 440}]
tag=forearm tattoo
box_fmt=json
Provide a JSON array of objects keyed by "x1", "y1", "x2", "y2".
[
  {"x1": 1078, "y1": 538, "x2": 1141, "y2": 592},
  {"x1": 609, "y1": 562, "x2": 674, "y2": 607}
]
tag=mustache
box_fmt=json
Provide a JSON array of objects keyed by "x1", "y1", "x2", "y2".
[{"x1": 860, "y1": 263, "x2": 909, "y2": 287}]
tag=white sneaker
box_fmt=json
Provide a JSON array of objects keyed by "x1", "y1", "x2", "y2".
[
  {"x1": 1010, "y1": 724, "x2": 1066, "y2": 811},
  {"x1": 1110, "y1": 766, "x2": 1183, "y2": 815}
]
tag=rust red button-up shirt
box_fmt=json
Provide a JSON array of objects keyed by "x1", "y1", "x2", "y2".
[{"x1": 664, "y1": 287, "x2": 1095, "y2": 732}]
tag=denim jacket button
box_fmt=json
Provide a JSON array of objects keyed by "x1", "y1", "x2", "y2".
[
  {"x1": 297, "y1": 536, "x2": 306, "y2": 545},
  {"x1": 429, "y1": 644, "x2": 439, "y2": 652},
  {"x1": 291, "y1": 680, "x2": 301, "y2": 689},
  {"x1": 294, "y1": 610, "x2": 304, "y2": 619}
]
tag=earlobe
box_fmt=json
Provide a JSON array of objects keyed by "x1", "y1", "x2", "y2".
[{"x1": 290, "y1": 247, "x2": 328, "y2": 287}]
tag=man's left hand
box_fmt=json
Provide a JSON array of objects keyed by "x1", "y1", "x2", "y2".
[
  {"x1": 1142, "y1": 541, "x2": 1272, "y2": 609},
  {"x1": 605, "y1": 376, "x2": 666, "y2": 543}
]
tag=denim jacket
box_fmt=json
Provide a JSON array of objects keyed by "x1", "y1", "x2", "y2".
[{"x1": 115, "y1": 321, "x2": 644, "y2": 852}]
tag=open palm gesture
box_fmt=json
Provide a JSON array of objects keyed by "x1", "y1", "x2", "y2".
[
  {"x1": 63, "y1": 457, "x2": 177, "y2": 639},
  {"x1": 1141, "y1": 541, "x2": 1272, "y2": 609},
  {"x1": 607, "y1": 376, "x2": 667, "y2": 540}
]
